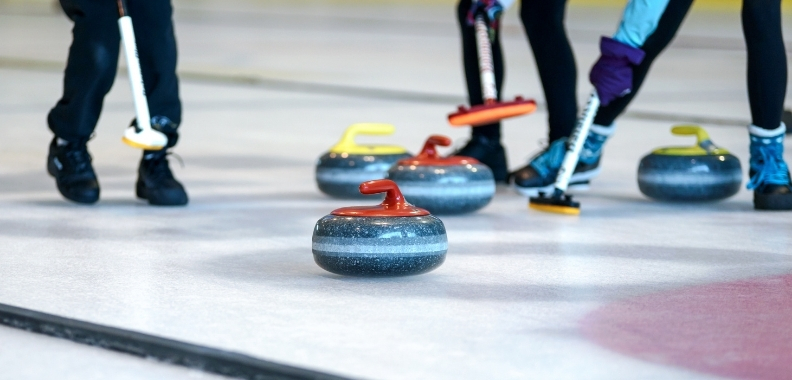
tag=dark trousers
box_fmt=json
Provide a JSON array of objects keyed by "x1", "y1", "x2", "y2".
[
  {"x1": 457, "y1": 0, "x2": 577, "y2": 142},
  {"x1": 593, "y1": 0, "x2": 786, "y2": 131},
  {"x1": 48, "y1": 0, "x2": 181, "y2": 143},
  {"x1": 743, "y1": 0, "x2": 786, "y2": 130}
]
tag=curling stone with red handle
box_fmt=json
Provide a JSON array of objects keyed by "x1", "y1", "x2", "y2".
[
  {"x1": 316, "y1": 123, "x2": 411, "y2": 199},
  {"x1": 312, "y1": 179, "x2": 447, "y2": 277},
  {"x1": 387, "y1": 135, "x2": 495, "y2": 215}
]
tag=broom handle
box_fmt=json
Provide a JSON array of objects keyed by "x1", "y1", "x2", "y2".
[
  {"x1": 553, "y1": 92, "x2": 600, "y2": 194},
  {"x1": 474, "y1": 15, "x2": 497, "y2": 103},
  {"x1": 117, "y1": 0, "x2": 152, "y2": 133}
]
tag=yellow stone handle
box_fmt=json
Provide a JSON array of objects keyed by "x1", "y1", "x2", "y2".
[
  {"x1": 329, "y1": 123, "x2": 406, "y2": 154},
  {"x1": 671, "y1": 125, "x2": 710, "y2": 147}
]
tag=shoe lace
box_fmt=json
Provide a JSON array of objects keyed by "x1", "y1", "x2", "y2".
[
  {"x1": 529, "y1": 139, "x2": 566, "y2": 177},
  {"x1": 64, "y1": 146, "x2": 92, "y2": 172},
  {"x1": 581, "y1": 132, "x2": 607, "y2": 162},
  {"x1": 145, "y1": 152, "x2": 183, "y2": 181},
  {"x1": 747, "y1": 142, "x2": 790, "y2": 189}
]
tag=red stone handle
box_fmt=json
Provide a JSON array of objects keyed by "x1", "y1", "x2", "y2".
[
  {"x1": 332, "y1": 179, "x2": 429, "y2": 216},
  {"x1": 417, "y1": 135, "x2": 452, "y2": 160},
  {"x1": 359, "y1": 179, "x2": 406, "y2": 209}
]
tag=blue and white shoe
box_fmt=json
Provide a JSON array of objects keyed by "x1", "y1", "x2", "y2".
[
  {"x1": 510, "y1": 123, "x2": 615, "y2": 196},
  {"x1": 748, "y1": 124, "x2": 792, "y2": 210}
]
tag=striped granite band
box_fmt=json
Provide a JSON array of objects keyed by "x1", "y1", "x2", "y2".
[
  {"x1": 312, "y1": 235, "x2": 448, "y2": 257},
  {"x1": 315, "y1": 168, "x2": 390, "y2": 184},
  {"x1": 397, "y1": 181, "x2": 496, "y2": 197},
  {"x1": 638, "y1": 172, "x2": 742, "y2": 185}
]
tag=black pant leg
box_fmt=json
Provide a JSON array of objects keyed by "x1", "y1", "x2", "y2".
[
  {"x1": 593, "y1": 0, "x2": 693, "y2": 126},
  {"x1": 127, "y1": 0, "x2": 182, "y2": 128},
  {"x1": 521, "y1": 0, "x2": 577, "y2": 142},
  {"x1": 457, "y1": 0, "x2": 505, "y2": 139},
  {"x1": 48, "y1": 0, "x2": 120, "y2": 143},
  {"x1": 742, "y1": 0, "x2": 786, "y2": 130}
]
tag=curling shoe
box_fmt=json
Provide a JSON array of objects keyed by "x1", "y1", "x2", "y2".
[
  {"x1": 137, "y1": 150, "x2": 188, "y2": 206},
  {"x1": 47, "y1": 137, "x2": 100, "y2": 204},
  {"x1": 510, "y1": 123, "x2": 614, "y2": 196},
  {"x1": 451, "y1": 134, "x2": 508, "y2": 182},
  {"x1": 747, "y1": 124, "x2": 792, "y2": 210}
]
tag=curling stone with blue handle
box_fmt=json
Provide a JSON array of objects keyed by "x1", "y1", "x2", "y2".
[
  {"x1": 316, "y1": 123, "x2": 411, "y2": 199},
  {"x1": 638, "y1": 125, "x2": 742, "y2": 201},
  {"x1": 387, "y1": 135, "x2": 495, "y2": 215},
  {"x1": 312, "y1": 179, "x2": 447, "y2": 277}
]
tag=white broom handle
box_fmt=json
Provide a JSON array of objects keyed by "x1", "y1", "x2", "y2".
[
  {"x1": 118, "y1": 16, "x2": 152, "y2": 132},
  {"x1": 554, "y1": 92, "x2": 600, "y2": 192},
  {"x1": 474, "y1": 15, "x2": 497, "y2": 102}
]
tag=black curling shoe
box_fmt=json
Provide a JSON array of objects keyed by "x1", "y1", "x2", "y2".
[
  {"x1": 451, "y1": 134, "x2": 508, "y2": 182},
  {"x1": 47, "y1": 137, "x2": 100, "y2": 204},
  {"x1": 136, "y1": 151, "x2": 188, "y2": 206}
]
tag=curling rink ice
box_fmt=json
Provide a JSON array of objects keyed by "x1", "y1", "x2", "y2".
[{"x1": 1, "y1": 0, "x2": 792, "y2": 379}]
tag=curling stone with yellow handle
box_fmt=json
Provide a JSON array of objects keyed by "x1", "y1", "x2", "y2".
[
  {"x1": 638, "y1": 125, "x2": 742, "y2": 202},
  {"x1": 315, "y1": 123, "x2": 411, "y2": 199}
]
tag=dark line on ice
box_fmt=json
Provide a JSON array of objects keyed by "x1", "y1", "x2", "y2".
[{"x1": 0, "y1": 302, "x2": 350, "y2": 380}]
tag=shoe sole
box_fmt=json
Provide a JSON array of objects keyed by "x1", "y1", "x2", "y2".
[
  {"x1": 754, "y1": 192, "x2": 792, "y2": 210},
  {"x1": 512, "y1": 168, "x2": 600, "y2": 197},
  {"x1": 136, "y1": 180, "x2": 189, "y2": 206}
]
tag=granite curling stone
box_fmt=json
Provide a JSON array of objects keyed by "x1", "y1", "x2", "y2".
[
  {"x1": 312, "y1": 179, "x2": 447, "y2": 277},
  {"x1": 316, "y1": 123, "x2": 411, "y2": 199},
  {"x1": 638, "y1": 125, "x2": 742, "y2": 202},
  {"x1": 387, "y1": 135, "x2": 495, "y2": 215}
]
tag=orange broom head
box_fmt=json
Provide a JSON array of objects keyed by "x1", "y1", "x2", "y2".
[
  {"x1": 449, "y1": 97, "x2": 537, "y2": 127},
  {"x1": 528, "y1": 192, "x2": 580, "y2": 215}
]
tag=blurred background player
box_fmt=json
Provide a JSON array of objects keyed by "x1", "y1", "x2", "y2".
[
  {"x1": 454, "y1": 0, "x2": 609, "y2": 195},
  {"x1": 584, "y1": 0, "x2": 791, "y2": 210},
  {"x1": 47, "y1": 0, "x2": 187, "y2": 206}
]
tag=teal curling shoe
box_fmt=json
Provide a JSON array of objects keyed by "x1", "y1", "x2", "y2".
[
  {"x1": 748, "y1": 124, "x2": 792, "y2": 210},
  {"x1": 510, "y1": 123, "x2": 613, "y2": 197}
]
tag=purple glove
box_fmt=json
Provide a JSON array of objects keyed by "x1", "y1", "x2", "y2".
[
  {"x1": 467, "y1": 0, "x2": 504, "y2": 31},
  {"x1": 589, "y1": 37, "x2": 646, "y2": 106}
]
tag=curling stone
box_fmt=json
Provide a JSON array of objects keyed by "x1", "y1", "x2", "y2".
[
  {"x1": 637, "y1": 125, "x2": 742, "y2": 202},
  {"x1": 316, "y1": 123, "x2": 411, "y2": 199},
  {"x1": 387, "y1": 135, "x2": 495, "y2": 215},
  {"x1": 312, "y1": 179, "x2": 447, "y2": 277}
]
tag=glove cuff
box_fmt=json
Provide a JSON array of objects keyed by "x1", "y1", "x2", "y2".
[{"x1": 600, "y1": 36, "x2": 645, "y2": 66}]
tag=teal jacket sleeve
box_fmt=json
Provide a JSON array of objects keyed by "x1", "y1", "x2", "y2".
[
  {"x1": 613, "y1": 0, "x2": 671, "y2": 48},
  {"x1": 499, "y1": 0, "x2": 515, "y2": 9}
]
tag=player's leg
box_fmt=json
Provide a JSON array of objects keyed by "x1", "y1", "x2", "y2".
[
  {"x1": 511, "y1": 0, "x2": 586, "y2": 195},
  {"x1": 452, "y1": 0, "x2": 509, "y2": 182},
  {"x1": 46, "y1": 0, "x2": 121, "y2": 204},
  {"x1": 742, "y1": 0, "x2": 792, "y2": 210},
  {"x1": 127, "y1": 0, "x2": 188, "y2": 206}
]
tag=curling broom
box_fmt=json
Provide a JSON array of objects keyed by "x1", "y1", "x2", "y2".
[
  {"x1": 117, "y1": 0, "x2": 168, "y2": 150},
  {"x1": 448, "y1": 14, "x2": 536, "y2": 127},
  {"x1": 529, "y1": 91, "x2": 600, "y2": 215}
]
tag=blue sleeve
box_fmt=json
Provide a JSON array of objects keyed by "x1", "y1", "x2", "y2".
[
  {"x1": 499, "y1": 0, "x2": 515, "y2": 9},
  {"x1": 613, "y1": 0, "x2": 671, "y2": 48}
]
